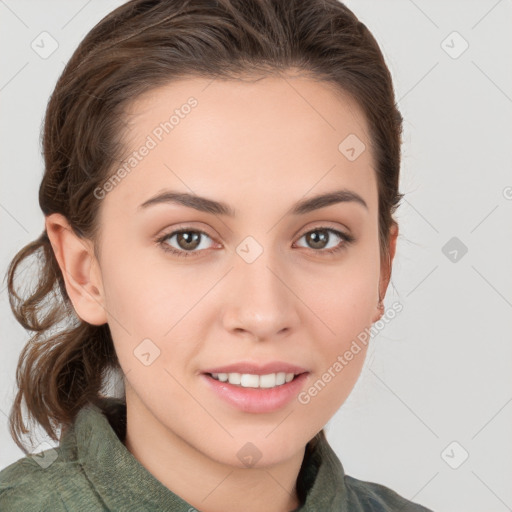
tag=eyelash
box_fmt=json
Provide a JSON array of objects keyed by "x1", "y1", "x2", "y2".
[{"x1": 155, "y1": 226, "x2": 355, "y2": 259}]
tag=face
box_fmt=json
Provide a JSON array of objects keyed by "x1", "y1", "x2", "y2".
[{"x1": 54, "y1": 72, "x2": 395, "y2": 468}]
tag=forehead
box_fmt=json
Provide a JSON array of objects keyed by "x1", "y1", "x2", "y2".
[{"x1": 103, "y1": 73, "x2": 376, "y2": 216}]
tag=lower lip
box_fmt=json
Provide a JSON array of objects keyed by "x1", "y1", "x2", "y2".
[{"x1": 201, "y1": 372, "x2": 310, "y2": 413}]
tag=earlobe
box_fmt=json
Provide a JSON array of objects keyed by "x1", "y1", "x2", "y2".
[
  {"x1": 45, "y1": 213, "x2": 108, "y2": 326},
  {"x1": 372, "y1": 223, "x2": 399, "y2": 323},
  {"x1": 372, "y1": 299, "x2": 385, "y2": 323}
]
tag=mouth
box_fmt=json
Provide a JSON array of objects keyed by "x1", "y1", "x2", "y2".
[
  {"x1": 205, "y1": 371, "x2": 307, "y2": 390},
  {"x1": 201, "y1": 370, "x2": 310, "y2": 413}
]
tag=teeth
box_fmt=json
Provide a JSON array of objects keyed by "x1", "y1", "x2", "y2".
[{"x1": 210, "y1": 372, "x2": 297, "y2": 388}]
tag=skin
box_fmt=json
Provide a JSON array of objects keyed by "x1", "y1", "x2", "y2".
[{"x1": 46, "y1": 72, "x2": 398, "y2": 512}]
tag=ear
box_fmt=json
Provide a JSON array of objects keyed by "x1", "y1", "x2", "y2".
[
  {"x1": 45, "y1": 213, "x2": 107, "y2": 326},
  {"x1": 372, "y1": 222, "x2": 399, "y2": 322}
]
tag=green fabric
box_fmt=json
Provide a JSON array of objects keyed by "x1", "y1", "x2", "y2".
[{"x1": 0, "y1": 397, "x2": 433, "y2": 511}]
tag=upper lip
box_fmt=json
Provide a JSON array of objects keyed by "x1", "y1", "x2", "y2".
[{"x1": 202, "y1": 361, "x2": 309, "y2": 375}]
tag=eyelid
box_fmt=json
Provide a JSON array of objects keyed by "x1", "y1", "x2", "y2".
[
  {"x1": 156, "y1": 222, "x2": 216, "y2": 240},
  {"x1": 296, "y1": 221, "x2": 351, "y2": 238},
  {"x1": 294, "y1": 225, "x2": 355, "y2": 248},
  {"x1": 157, "y1": 221, "x2": 350, "y2": 243},
  {"x1": 156, "y1": 225, "x2": 218, "y2": 247},
  {"x1": 156, "y1": 222, "x2": 354, "y2": 257}
]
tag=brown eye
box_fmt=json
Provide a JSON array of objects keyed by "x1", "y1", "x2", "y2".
[
  {"x1": 304, "y1": 229, "x2": 330, "y2": 249},
  {"x1": 175, "y1": 231, "x2": 202, "y2": 250},
  {"x1": 157, "y1": 229, "x2": 214, "y2": 258},
  {"x1": 295, "y1": 227, "x2": 354, "y2": 255}
]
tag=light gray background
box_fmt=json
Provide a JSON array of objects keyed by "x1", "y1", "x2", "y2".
[{"x1": 1, "y1": 1, "x2": 511, "y2": 511}]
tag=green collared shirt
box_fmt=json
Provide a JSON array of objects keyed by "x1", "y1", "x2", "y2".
[{"x1": 0, "y1": 398, "x2": 433, "y2": 511}]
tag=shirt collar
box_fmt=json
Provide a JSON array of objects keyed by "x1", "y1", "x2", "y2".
[{"x1": 66, "y1": 397, "x2": 348, "y2": 511}]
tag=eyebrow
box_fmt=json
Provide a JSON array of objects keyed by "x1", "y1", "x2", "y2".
[{"x1": 138, "y1": 188, "x2": 368, "y2": 216}]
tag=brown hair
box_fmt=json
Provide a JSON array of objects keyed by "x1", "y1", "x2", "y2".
[{"x1": 4, "y1": 0, "x2": 403, "y2": 469}]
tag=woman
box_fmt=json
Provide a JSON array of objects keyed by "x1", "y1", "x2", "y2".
[{"x1": 0, "y1": 0, "x2": 433, "y2": 510}]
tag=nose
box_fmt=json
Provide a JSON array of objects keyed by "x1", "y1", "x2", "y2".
[{"x1": 220, "y1": 250, "x2": 300, "y2": 341}]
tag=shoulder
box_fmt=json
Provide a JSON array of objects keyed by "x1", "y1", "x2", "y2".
[
  {"x1": 0, "y1": 451, "x2": 67, "y2": 511},
  {"x1": 344, "y1": 474, "x2": 434, "y2": 512}
]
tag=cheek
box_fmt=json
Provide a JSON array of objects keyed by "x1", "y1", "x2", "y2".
[
  {"x1": 99, "y1": 245, "x2": 204, "y2": 379},
  {"x1": 309, "y1": 276, "x2": 375, "y2": 387},
  {"x1": 299, "y1": 251, "x2": 380, "y2": 339},
  {"x1": 100, "y1": 240, "x2": 171, "y2": 328},
  {"x1": 296, "y1": 273, "x2": 376, "y2": 422},
  {"x1": 296, "y1": 249, "x2": 379, "y2": 412}
]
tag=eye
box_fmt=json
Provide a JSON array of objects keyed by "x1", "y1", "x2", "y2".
[
  {"x1": 294, "y1": 226, "x2": 354, "y2": 255},
  {"x1": 156, "y1": 228, "x2": 216, "y2": 258},
  {"x1": 156, "y1": 225, "x2": 355, "y2": 259}
]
